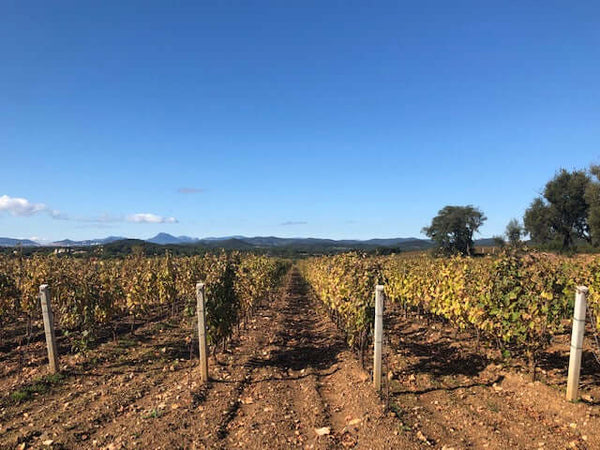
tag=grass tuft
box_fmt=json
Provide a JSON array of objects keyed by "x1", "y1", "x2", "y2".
[{"x1": 10, "y1": 373, "x2": 65, "y2": 403}]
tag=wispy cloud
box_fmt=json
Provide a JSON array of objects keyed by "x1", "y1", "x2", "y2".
[
  {"x1": 127, "y1": 213, "x2": 178, "y2": 224},
  {"x1": 177, "y1": 187, "x2": 204, "y2": 194},
  {"x1": 49, "y1": 210, "x2": 68, "y2": 220},
  {"x1": 280, "y1": 220, "x2": 308, "y2": 226},
  {"x1": 0, "y1": 195, "x2": 180, "y2": 227},
  {"x1": 0, "y1": 194, "x2": 64, "y2": 218}
]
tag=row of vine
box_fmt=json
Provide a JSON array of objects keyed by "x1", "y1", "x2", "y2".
[
  {"x1": 0, "y1": 253, "x2": 289, "y2": 351},
  {"x1": 300, "y1": 251, "x2": 600, "y2": 372}
]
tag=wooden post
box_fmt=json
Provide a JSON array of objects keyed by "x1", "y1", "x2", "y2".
[
  {"x1": 373, "y1": 285, "x2": 384, "y2": 392},
  {"x1": 196, "y1": 282, "x2": 208, "y2": 382},
  {"x1": 566, "y1": 286, "x2": 588, "y2": 402},
  {"x1": 39, "y1": 284, "x2": 59, "y2": 373}
]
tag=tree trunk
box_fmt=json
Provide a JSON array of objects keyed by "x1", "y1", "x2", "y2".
[{"x1": 529, "y1": 351, "x2": 537, "y2": 382}]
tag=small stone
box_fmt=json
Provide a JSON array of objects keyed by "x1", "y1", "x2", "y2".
[
  {"x1": 315, "y1": 427, "x2": 330, "y2": 436},
  {"x1": 416, "y1": 430, "x2": 428, "y2": 443}
]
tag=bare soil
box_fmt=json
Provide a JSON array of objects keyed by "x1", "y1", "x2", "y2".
[
  {"x1": 384, "y1": 308, "x2": 600, "y2": 449},
  {"x1": 1, "y1": 268, "x2": 600, "y2": 449},
  {"x1": 0, "y1": 270, "x2": 417, "y2": 449}
]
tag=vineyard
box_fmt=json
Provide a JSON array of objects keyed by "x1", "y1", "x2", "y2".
[
  {"x1": 4, "y1": 250, "x2": 599, "y2": 366},
  {"x1": 0, "y1": 252, "x2": 289, "y2": 352},
  {"x1": 301, "y1": 251, "x2": 600, "y2": 374},
  {"x1": 2, "y1": 251, "x2": 600, "y2": 448}
]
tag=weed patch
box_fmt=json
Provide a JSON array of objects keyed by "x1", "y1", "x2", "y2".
[{"x1": 10, "y1": 373, "x2": 65, "y2": 403}]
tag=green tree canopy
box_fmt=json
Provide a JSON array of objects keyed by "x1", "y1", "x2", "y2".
[
  {"x1": 505, "y1": 218, "x2": 524, "y2": 246},
  {"x1": 422, "y1": 205, "x2": 486, "y2": 256},
  {"x1": 523, "y1": 169, "x2": 591, "y2": 249},
  {"x1": 585, "y1": 165, "x2": 600, "y2": 246}
]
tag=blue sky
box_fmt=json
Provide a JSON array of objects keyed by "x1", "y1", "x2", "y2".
[{"x1": 1, "y1": 1, "x2": 599, "y2": 242}]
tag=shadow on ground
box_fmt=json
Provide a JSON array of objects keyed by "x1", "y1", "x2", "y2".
[{"x1": 388, "y1": 310, "x2": 489, "y2": 378}]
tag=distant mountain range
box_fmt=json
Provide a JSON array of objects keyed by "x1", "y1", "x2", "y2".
[
  {"x1": 51, "y1": 236, "x2": 126, "y2": 247},
  {"x1": 0, "y1": 237, "x2": 40, "y2": 247},
  {"x1": 142, "y1": 234, "x2": 437, "y2": 249},
  {"x1": 146, "y1": 233, "x2": 201, "y2": 245},
  {"x1": 0, "y1": 233, "x2": 496, "y2": 250}
]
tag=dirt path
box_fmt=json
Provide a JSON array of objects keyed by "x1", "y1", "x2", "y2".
[
  {"x1": 216, "y1": 269, "x2": 418, "y2": 450},
  {"x1": 0, "y1": 269, "x2": 417, "y2": 449}
]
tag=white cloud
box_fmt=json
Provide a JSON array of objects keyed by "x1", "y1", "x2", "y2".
[
  {"x1": 0, "y1": 195, "x2": 178, "y2": 226},
  {"x1": 281, "y1": 220, "x2": 308, "y2": 226},
  {"x1": 127, "y1": 213, "x2": 178, "y2": 224},
  {"x1": 0, "y1": 195, "x2": 49, "y2": 216}
]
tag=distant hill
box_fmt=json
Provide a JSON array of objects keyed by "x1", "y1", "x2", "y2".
[
  {"x1": 147, "y1": 233, "x2": 186, "y2": 245},
  {"x1": 227, "y1": 236, "x2": 435, "y2": 251},
  {"x1": 51, "y1": 236, "x2": 125, "y2": 247},
  {"x1": 0, "y1": 233, "x2": 498, "y2": 253},
  {"x1": 0, "y1": 237, "x2": 40, "y2": 247},
  {"x1": 205, "y1": 238, "x2": 256, "y2": 250},
  {"x1": 474, "y1": 238, "x2": 497, "y2": 247},
  {"x1": 52, "y1": 239, "x2": 79, "y2": 246},
  {"x1": 202, "y1": 235, "x2": 246, "y2": 241},
  {"x1": 146, "y1": 233, "x2": 201, "y2": 245}
]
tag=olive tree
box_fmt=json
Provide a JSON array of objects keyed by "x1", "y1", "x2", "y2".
[
  {"x1": 505, "y1": 218, "x2": 524, "y2": 246},
  {"x1": 422, "y1": 205, "x2": 486, "y2": 256},
  {"x1": 524, "y1": 169, "x2": 591, "y2": 249}
]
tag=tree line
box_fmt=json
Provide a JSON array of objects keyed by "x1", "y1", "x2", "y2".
[{"x1": 423, "y1": 164, "x2": 600, "y2": 255}]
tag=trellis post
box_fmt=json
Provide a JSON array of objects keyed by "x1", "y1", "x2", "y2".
[
  {"x1": 566, "y1": 286, "x2": 588, "y2": 402},
  {"x1": 373, "y1": 285, "x2": 384, "y2": 392},
  {"x1": 196, "y1": 282, "x2": 209, "y2": 382},
  {"x1": 40, "y1": 284, "x2": 59, "y2": 373}
]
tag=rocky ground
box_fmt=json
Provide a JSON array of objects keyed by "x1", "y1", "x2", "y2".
[{"x1": 1, "y1": 268, "x2": 599, "y2": 449}]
